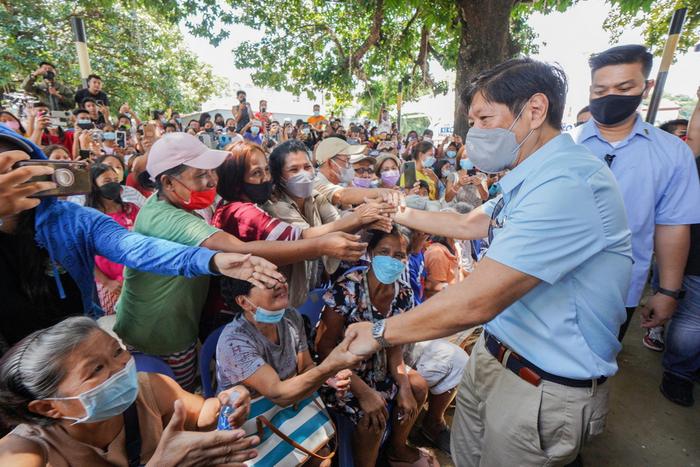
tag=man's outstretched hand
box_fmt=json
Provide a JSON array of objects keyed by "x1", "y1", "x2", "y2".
[
  {"x1": 212, "y1": 253, "x2": 286, "y2": 289},
  {"x1": 345, "y1": 322, "x2": 381, "y2": 358}
]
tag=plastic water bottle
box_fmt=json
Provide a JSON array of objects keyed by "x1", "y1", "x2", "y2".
[{"x1": 216, "y1": 391, "x2": 240, "y2": 430}]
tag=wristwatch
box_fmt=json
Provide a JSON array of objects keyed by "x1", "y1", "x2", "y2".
[
  {"x1": 654, "y1": 287, "x2": 686, "y2": 300},
  {"x1": 372, "y1": 319, "x2": 389, "y2": 348}
]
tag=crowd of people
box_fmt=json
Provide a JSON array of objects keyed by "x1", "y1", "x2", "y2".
[{"x1": 0, "y1": 43, "x2": 698, "y2": 467}]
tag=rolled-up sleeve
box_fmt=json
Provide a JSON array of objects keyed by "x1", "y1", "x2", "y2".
[{"x1": 486, "y1": 175, "x2": 605, "y2": 284}]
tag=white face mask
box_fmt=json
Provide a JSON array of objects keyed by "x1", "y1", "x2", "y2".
[{"x1": 331, "y1": 159, "x2": 355, "y2": 185}]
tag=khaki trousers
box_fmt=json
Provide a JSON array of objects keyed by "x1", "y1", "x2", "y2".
[{"x1": 450, "y1": 335, "x2": 610, "y2": 467}]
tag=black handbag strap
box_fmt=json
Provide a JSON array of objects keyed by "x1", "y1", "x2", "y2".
[{"x1": 123, "y1": 402, "x2": 142, "y2": 467}]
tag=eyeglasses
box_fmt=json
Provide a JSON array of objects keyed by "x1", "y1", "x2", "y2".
[{"x1": 488, "y1": 197, "x2": 505, "y2": 244}]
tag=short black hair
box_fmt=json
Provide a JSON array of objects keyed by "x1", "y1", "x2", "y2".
[
  {"x1": 367, "y1": 225, "x2": 407, "y2": 252},
  {"x1": 422, "y1": 129, "x2": 433, "y2": 137},
  {"x1": 589, "y1": 45, "x2": 653, "y2": 79},
  {"x1": 576, "y1": 106, "x2": 590, "y2": 117},
  {"x1": 39, "y1": 61, "x2": 55, "y2": 69},
  {"x1": 269, "y1": 139, "x2": 310, "y2": 187},
  {"x1": 81, "y1": 97, "x2": 96, "y2": 106},
  {"x1": 462, "y1": 57, "x2": 568, "y2": 129},
  {"x1": 73, "y1": 108, "x2": 89, "y2": 116},
  {"x1": 237, "y1": 90, "x2": 246, "y2": 97},
  {"x1": 87, "y1": 74, "x2": 101, "y2": 82},
  {"x1": 659, "y1": 119, "x2": 688, "y2": 134},
  {"x1": 220, "y1": 277, "x2": 253, "y2": 316}
]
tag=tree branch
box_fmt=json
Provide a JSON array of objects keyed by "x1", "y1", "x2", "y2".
[
  {"x1": 399, "y1": 7, "x2": 421, "y2": 44},
  {"x1": 349, "y1": 0, "x2": 385, "y2": 67},
  {"x1": 427, "y1": 41, "x2": 448, "y2": 68}
]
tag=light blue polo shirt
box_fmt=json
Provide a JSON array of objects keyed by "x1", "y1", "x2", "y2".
[
  {"x1": 483, "y1": 133, "x2": 633, "y2": 379},
  {"x1": 572, "y1": 116, "x2": 700, "y2": 307}
]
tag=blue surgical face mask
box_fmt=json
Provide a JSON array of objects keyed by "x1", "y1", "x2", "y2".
[
  {"x1": 422, "y1": 154, "x2": 436, "y2": 168},
  {"x1": 446, "y1": 150, "x2": 457, "y2": 159},
  {"x1": 460, "y1": 159, "x2": 474, "y2": 171},
  {"x1": 250, "y1": 126, "x2": 260, "y2": 136},
  {"x1": 371, "y1": 255, "x2": 406, "y2": 285},
  {"x1": 46, "y1": 357, "x2": 138, "y2": 424},
  {"x1": 465, "y1": 103, "x2": 533, "y2": 174},
  {"x1": 245, "y1": 297, "x2": 285, "y2": 324},
  {"x1": 102, "y1": 132, "x2": 116, "y2": 141}
]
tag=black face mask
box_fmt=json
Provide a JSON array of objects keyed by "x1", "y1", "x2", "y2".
[
  {"x1": 242, "y1": 180, "x2": 273, "y2": 204},
  {"x1": 99, "y1": 182, "x2": 122, "y2": 201},
  {"x1": 589, "y1": 91, "x2": 644, "y2": 126},
  {"x1": 227, "y1": 126, "x2": 236, "y2": 132},
  {"x1": 205, "y1": 127, "x2": 215, "y2": 133}
]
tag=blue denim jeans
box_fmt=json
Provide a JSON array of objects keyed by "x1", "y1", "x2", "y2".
[{"x1": 662, "y1": 275, "x2": 700, "y2": 380}]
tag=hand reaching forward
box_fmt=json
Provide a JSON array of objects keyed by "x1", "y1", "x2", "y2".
[
  {"x1": 345, "y1": 322, "x2": 381, "y2": 358},
  {"x1": 325, "y1": 369, "x2": 352, "y2": 398},
  {"x1": 212, "y1": 253, "x2": 286, "y2": 289},
  {"x1": 319, "y1": 232, "x2": 367, "y2": 261},
  {"x1": 0, "y1": 151, "x2": 57, "y2": 217},
  {"x1": 146, "y1": 399, "x2": 259, "y2": 467}
]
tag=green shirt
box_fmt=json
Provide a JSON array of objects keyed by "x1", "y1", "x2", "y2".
[{"x1": 115, "y1": 195, "x2": 220, "y2": 355}]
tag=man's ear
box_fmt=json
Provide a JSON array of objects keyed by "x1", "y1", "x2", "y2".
[
  {"x1": 643, "y1": 79, "x2": 655, "y2": 99},
  {"x1": 527, "y1": 93, "x2": 549, "y2": 129}
]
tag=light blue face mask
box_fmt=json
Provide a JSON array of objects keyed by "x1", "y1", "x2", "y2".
[
  {"x1": 245, "y1": 297, "x2": 286, "y2": 324},
  {"x1": 371, "y1": 255, "x2": 406, "y2": 285},
  {"x1": 422, "y1": 155, "x2": 436, "y2": 168},
  {"x1": 102, "y1": 132, "x2": 116, "y2": 141},
  {"x1": 446, "y1": 150, "x2": 457, "y2": 159},
  {"x1": 460, "y1": 159, "x2": 474, "y2": 171},
  {"x1": 46, "y1": 357, "x2": 138, "y2": 424}
]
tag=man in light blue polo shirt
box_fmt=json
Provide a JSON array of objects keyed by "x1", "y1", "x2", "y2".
[
  {"x1": 572, "y1": 45, "x2": 700, "y2": 350},
  {"x1": 342, "y1": 58, "x2": 633, "y2": 466}
]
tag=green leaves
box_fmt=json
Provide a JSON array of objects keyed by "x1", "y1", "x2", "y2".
[{"x1": 1, "y1": 0, "x2": 224, "y2": 115}]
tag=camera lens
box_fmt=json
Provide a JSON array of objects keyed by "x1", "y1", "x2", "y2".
[{"x1": 53, "y1": 168, "x2": 75, "y2": 187}]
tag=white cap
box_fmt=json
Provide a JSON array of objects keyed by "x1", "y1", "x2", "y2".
[
  {"x1": 349, "y1": 153, "x2": 374, "y2": 165},
  {"x1": 147, "y1": 132, "x2": 229, "y2": 180},
  {"x1": 315, "y1": 137, "x2": 366, "y2": 164}
]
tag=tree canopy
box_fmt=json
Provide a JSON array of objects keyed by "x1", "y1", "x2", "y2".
[
  {"x1": 0, "y1": 0, "x2": 226, "y2": 115},
  {"x1": 184, "y1": 0, "x2": 698, "y2": 129}
]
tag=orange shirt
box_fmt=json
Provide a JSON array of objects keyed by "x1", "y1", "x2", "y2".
[{"x1": 308, "y1": 114, "x2": 326, "y2": 127}]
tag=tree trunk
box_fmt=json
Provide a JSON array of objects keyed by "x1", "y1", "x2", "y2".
[{"x1": 453, "y1": 0, "x2": 516, "y2": 138}]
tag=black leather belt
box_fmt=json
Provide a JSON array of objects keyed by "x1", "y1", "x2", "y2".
[{"x1": 484, "y1": 330, "x2": 607, "y2": 388}]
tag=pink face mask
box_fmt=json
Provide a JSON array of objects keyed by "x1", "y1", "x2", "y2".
[{"x1": 1, "y1": 120, "x2": 20, "y2": 131}]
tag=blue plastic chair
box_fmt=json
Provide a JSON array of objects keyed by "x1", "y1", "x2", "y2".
[
  {"x1": 297, "y1": 287, "x2": 329, "y2": 327},
  {"x1": 199, "y1": 325, "x2": 226, "y2": 398},
  {"x1": 133, "y1": 353, "x2": 175, "y2": 379}
]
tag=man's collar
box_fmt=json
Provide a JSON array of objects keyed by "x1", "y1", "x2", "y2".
[
  {"x1": 578, "y1": 114, "x2": 653, "y2": 144},
  {"x1": 498, "y1": 132, "x2": 572, "y2": 194}
]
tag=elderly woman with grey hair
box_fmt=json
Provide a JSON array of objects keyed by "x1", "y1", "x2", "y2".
[{"x1": 0, "y1": 317, "x2": 257, "y2": 467}]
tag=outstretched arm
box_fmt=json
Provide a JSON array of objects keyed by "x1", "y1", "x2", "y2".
[{"x1": 345, "y1": 257, "x2": 541, "y2": 356}]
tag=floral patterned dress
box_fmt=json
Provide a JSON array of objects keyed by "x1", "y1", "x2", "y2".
[{"x1": 317, "y1": 268, "x2": 414, "y2": 425}]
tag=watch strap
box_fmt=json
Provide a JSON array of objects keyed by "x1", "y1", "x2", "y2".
[{"x1": 654, "y1": 287, "x2": 686, "y2": 300}]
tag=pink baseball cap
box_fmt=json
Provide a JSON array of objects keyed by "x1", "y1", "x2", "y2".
[{"x1": 147, "y1": 133, "x2": 230, "y2": 180}]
